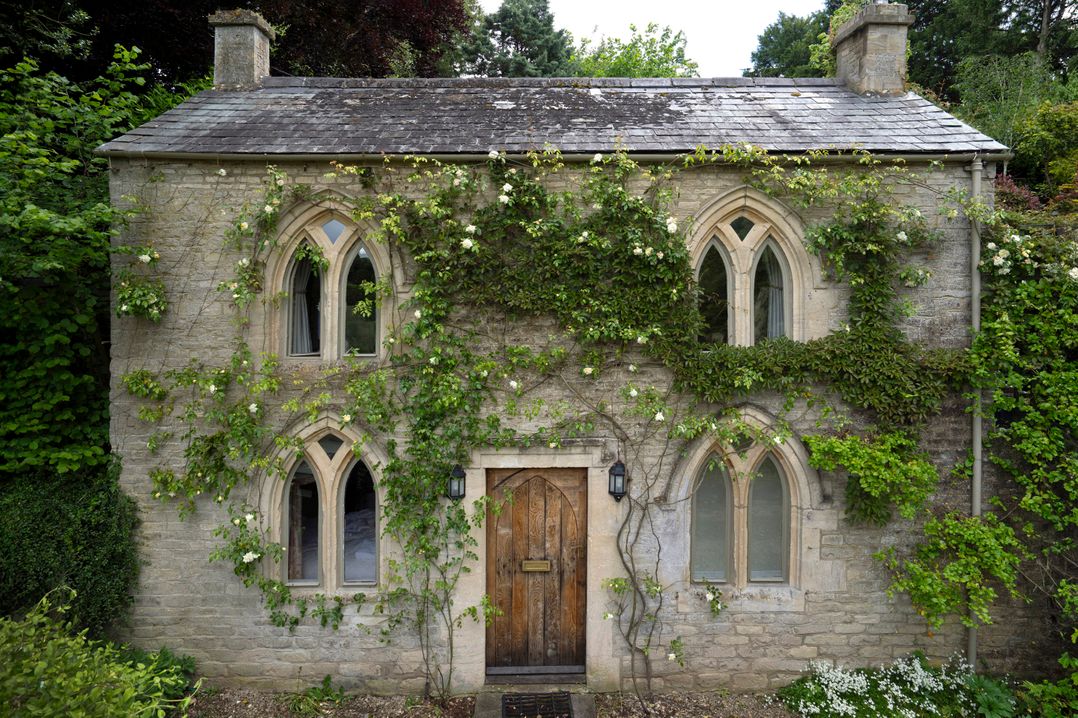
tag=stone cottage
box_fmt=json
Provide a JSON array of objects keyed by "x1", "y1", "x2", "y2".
[{"x1": 99, "y1": 4, "x2": 1048, "y2": 694}]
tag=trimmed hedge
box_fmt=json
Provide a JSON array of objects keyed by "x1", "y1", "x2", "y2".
[{"x1": 0, "y1": 460, "x2": 139, "y2": 635}]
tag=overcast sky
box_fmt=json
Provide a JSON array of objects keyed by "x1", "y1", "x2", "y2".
[{"x1": 477, "y1": 0, "x2": 828, "y2": 76}]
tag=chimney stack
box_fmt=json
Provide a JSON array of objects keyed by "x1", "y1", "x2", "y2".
[
  {"x1": 208, "y1": 9, "x2": 275, "y2": 89},
  {"x1": 832, "y1": 2, "x2": 913, "y2": 95}
]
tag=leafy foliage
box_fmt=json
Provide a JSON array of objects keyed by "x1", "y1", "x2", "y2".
[
  {"x1": 573, "y1": 23, "x2": 699, "y2": 78},
  {"x1": 747, "y1": 11, "x2": 828, "y2": 78},
  {"x1": 0, "y1": 462, "x2": 139, "y2": 637},
  {"x1": 459, "y1": 0, "x2": 574, "y2": 77},
  {"x1": 0, "y1": 590, "x2": 197, "y2": 716},
  {"x1": 778, "y1": 653, "x2": 1013, "y2": 718},
  {"x1": 1013, "y1": 100, "x2": 1078, "y2": 195}
]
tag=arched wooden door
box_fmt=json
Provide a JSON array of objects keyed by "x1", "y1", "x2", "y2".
[{"x1": 486, "y1": 468, "x2": 587, "y2": 677}]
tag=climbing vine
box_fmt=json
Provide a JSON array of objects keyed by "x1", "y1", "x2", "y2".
[{"x1": 119, "y1": 145, "x2": 987, "y2": 703}]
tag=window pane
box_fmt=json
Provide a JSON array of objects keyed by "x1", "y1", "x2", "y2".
[
  {"x1": 318, "y1": 434, "x2": 344, "y2": 460},
  {"x1": 731, "y1": 216, "x2": 754, "y2": 241},
  {"x1": 322, "y1": 219, "x2": 346, "y2": 244},
  {"x1": 753, "y1": 244, "x2": 786, "y2": 343},
  {"x1": 698, "y1": 245, "x2": 730, "y2": 344},
  {"x1": 289, "y1": 254, "x2": 320, "y2": 356},
  {"x1": 288, "y1": 461, "x2": 319, "y2": 582},
  {"x1": 691, "y1": 456, "x2": 729, "y2": 581},
  {"x1": 343, "y1": 461, "x2": 377, "y2": 583},
  {"x1": 344, "y1": 246, "x2": 377, "y2": 355},
  {"x1": 748, "y1": 455, "x2": 788, "y2": 581}
]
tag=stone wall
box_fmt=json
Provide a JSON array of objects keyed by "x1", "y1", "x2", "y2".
[{"x1": 107, "y1": 155, "x2": 1054, "y2": 694}]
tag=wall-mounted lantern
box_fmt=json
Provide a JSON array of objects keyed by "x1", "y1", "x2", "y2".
[
  {"x1": 447, "y1": 464, "x2": 467, "y2": 501},
  {"x1": 608, "y1": 460, "x2": 627, "y2": 502}
]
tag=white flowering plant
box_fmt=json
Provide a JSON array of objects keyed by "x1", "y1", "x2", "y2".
[
  {"x1": 114, "y1": 269, "x2": 168, "y2": 321},
  {"x1": 778, "y1": 654, "x2": 1014, "y2": 718}
]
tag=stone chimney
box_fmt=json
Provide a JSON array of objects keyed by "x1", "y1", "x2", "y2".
[
  {"x1": 208, "y1": 9, "x2": 275, "y2": 89},
  {"x1": 832, "y1": 2, "x2": 914, "y2": 95}
]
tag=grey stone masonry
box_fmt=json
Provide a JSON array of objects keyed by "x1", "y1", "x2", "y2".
[
  {"x1": 208, "y1": 9, "x2": 275, "y2": 90},
  {"x1": 834, "y1": 3, "x2": 915, "y2": 96}
]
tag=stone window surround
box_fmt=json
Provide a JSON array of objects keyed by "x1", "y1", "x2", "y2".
[
  {"x1": 265, "y1": 195, "x2": 395, "y2": 362},
  {"x1": 262, "y1": 415, "x2": 389, "y2": 593},
  {"x1": 671, "y1": 405, "x2": 819, "y2": 593},
  {"x1": 689, "y1": 186, "x2": 811, "y2": 345}
]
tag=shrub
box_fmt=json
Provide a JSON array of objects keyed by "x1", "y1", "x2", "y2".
[
  {"x1": 0, "y1": 590, "x2": 196, "y2": 717},
  {"x1": 778, "y1": 654, "x2": 1015, "y2": 718},
  {"x1": 0, "y1": 460, "x2": 139, "y2": 636}
]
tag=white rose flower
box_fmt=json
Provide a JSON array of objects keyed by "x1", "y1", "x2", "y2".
[
  {"x1": 896, "y1": 231, "x2": 908, "y2": 242},
  {"x1": 636, "y1": 335, "x2": 647, "y2": 344},
  {"x1": 592, "y1": 153, "x2": 603, "y2": 163},
  {"x1": 502, "y1": 183, "x2": 513, "y2": 192},
  {"x1": 452, "y1": 178, "x2": 461, "y2": 187},
  {"x1": 509, "y1": 379, "x2": 519, "y2": 390},
  {"x1": 429, "y1": 356, "x2": 438, "y2": 365},
  {"x1": 232, "y1": 518, "x2": 241, "y2": 526},
  {"x1": 461, "y1": 237, "x2": 474, "y2": 250},
  {"x1": 657, "y1": 251, "x2": 664, "y2": 259},
  {"x1": 239, "y1": 221, "x2": 249, "y2": 231},
  {"x1": 667, "y1": 653, "x2": 676, "y2": 661},
  {"x1": 644, "y1": 247, "x2": 653, "y2": 256},
  {"x1": 654, "y1": 411, "x2": 665, "y2": 422},
  {"x1": 1069, "y1": 267, "x2": 1078, "y2": 280},
  {"x1": 217, "y1": 168, "x2": 227, "y2": 176},
  {"x1": 242, "y1": 551, "x2": 260, "y2": 564},
  {"x1": 238, "y1": 257, "x2": 250, "y2": 267},
  {"x1": 498, "y1": 194, "x2": 510, "y2": 204},
  {"x1": 583, "y1": 366, "x2": 593, "y2": 376},
  {"x1": 666, "y1": 219, "x2": 678, "y2": 234},
  {"x1": 245, "y1": 513, "x2": 255, "y2": 523},
  {"x1": 633, "y1": 246, "x2": 644, "y2": 256},
  {"x1": 629, "y1": 388, "x2": 638, "y2": 398},
  {"x1": 138, "y1": 253, "x2": 152, "y2": 264},
  {"x1": 276, "y1": 178, "x2": 285, "y2": 186},
  {"x1": 263, "y1": 204, "x2": 274, "y2": 214},
  {"x1": 706, "y1": 592, "x2": 715, "y2": 601},
  {"x1": 465, "y1": 224, "x2": 477, "y2": 234},
  {"x1": 414, "y1": 309, "x2": 422, "y2": 319},
  {"x1": 342, "y1": 414, "x2": 351, "y2": 423},
  {"x1": 248, "y1": 403, "x2": 258, "y2": 414},
  {"x1": 998, "y1": 248, "x2": 1010, "y2": 258},
  {"x1": 628, "y1": 364, "x2": 638, "y2": 372},
  {"x1": 993, "y1": 255, "x2": 1006, "y2": 266},
  {"x1": 488, "y1": 150, "x2": 499, "y2": 159}
]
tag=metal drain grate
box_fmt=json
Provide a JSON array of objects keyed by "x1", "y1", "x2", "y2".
[{"x1": 501, "y1": 691, "x2": 573, "y2": 718}]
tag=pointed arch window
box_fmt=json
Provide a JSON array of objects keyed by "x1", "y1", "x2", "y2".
[
  {"x1": 693, "y1": 200, "x2": 803, "y2": 346},
  {"x1": 689, "y1": 448, "x2": 794, "y2": 586},
  {"x1": 343, "y1": 244, "x2": 377, "y2": 356},
  {"x1": 289, "y1": 248, "x2": 321, "y2": 357},
  {"x1": 287, "y1": 460, "x2": 320, "y2": 583},
  {"x1": 342, "y1": 460, "x2": 377, "y2": 584},
  {"x1": 698, "y1": 245, "x2": 731, "y2": 344},
  {"x1": 690, "y1": 455, "x2": 731, "y2": 581},
  {"x1": 276, "y1": 208, "x2": 390, "y2": 360},
  {"x1": 279, "y1": 428, "x2": 381, "y2": 589},
  {"x1": 752, "y1": 244, "x2": 787, "y2": 343}
]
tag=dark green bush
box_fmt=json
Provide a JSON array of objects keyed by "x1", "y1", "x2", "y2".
[
  {"x1": 0, "y1": 460, "x2": 139, "y2": 635},
  {"x1": 0, "y1": 590, "x2": 196, "y2": 717}
]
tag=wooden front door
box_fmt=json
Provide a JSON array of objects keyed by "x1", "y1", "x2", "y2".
[{"x1": 486, "y1": 468, "x2": 587, "y2": 673}]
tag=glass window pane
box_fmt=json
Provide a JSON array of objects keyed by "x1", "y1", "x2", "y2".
[
  {"x1": 753, "y1": 244, "x2": 786, "y2": 343},
  {"x1": 289, "y1": 253, "x2": 320, "y2": 356},
  {"x1": 318, "y1": 434, "x2": 344, "y2": 460},
  {"x1": 691, "y1": 456, "x2": 729, "y2": 581},
  {"x1": 322, "y1": 219, "x2": 346, "y2": 244},
  {"x1": 343, "y1": 462, "x2": 377, "y2": 583},
  {"x1": 748, "y1": 455, "x2": 788, "y2": 581},
  {"x1": 698, "y1": 245, "x2": 730, "y2": 344},
  {"x1": 344, "y1": 246, "x2": 377, "y2": 355},
  {"x1": 731, "y1": 216, "x2": 754, "y2": 241},
  {"x1": 287, "y1": 461, "x2": 319, "y2": 582}
]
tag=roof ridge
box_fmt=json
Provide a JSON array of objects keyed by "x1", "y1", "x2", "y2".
[{"x1": 258, "y1": 76, "x2": 844, "y2": 90}]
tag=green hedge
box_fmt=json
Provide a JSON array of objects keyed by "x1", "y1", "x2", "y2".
[{"x1": 0, "y1": 461, "x2": 139, "y2": 635}]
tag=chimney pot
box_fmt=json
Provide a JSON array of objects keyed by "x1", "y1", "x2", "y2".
[
  {"x1": 833, "y1": 2, "x2": 913, "y2": 95},
  {"x1": 208, "y1": 9, "x2": 275, "y2": 90}
]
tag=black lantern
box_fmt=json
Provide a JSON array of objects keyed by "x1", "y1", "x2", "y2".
[
  {"x1": 447, "y1": 464, "x2": 466, "y2": 501},
  {"x1": 608, "y1": 460, "x2": 627, "y2": 502}
]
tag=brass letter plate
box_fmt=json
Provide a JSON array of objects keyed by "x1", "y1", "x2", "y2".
[{"x1": 521, "y1": 560, "x2": 551, "y2": 572}]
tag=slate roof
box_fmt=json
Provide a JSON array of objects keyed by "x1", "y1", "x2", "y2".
[{"x1": 97, "y1": 77, "x2": 1007, "y2": 157}]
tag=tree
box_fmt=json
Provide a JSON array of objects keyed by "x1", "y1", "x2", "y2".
[
  {"x1": 746, "y1": 11, "x2": 828, "y2": 78},
  {"x1": 573, "y1": 23, "x2": 698, "y2": 78},
  {"x1": 460, "y1": 0, "x2": 574, "y2": 77},
  {"x1": 4, "y1": 1, "x2": 473, "y2": 82}
]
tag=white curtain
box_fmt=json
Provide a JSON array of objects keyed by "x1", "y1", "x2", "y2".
[
  {"x1": 766, "y1": 251, "x2": 785, "y2": 339},
  {"x1": 291, "y1": 259, "x2": 313, "y2": 355}
]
